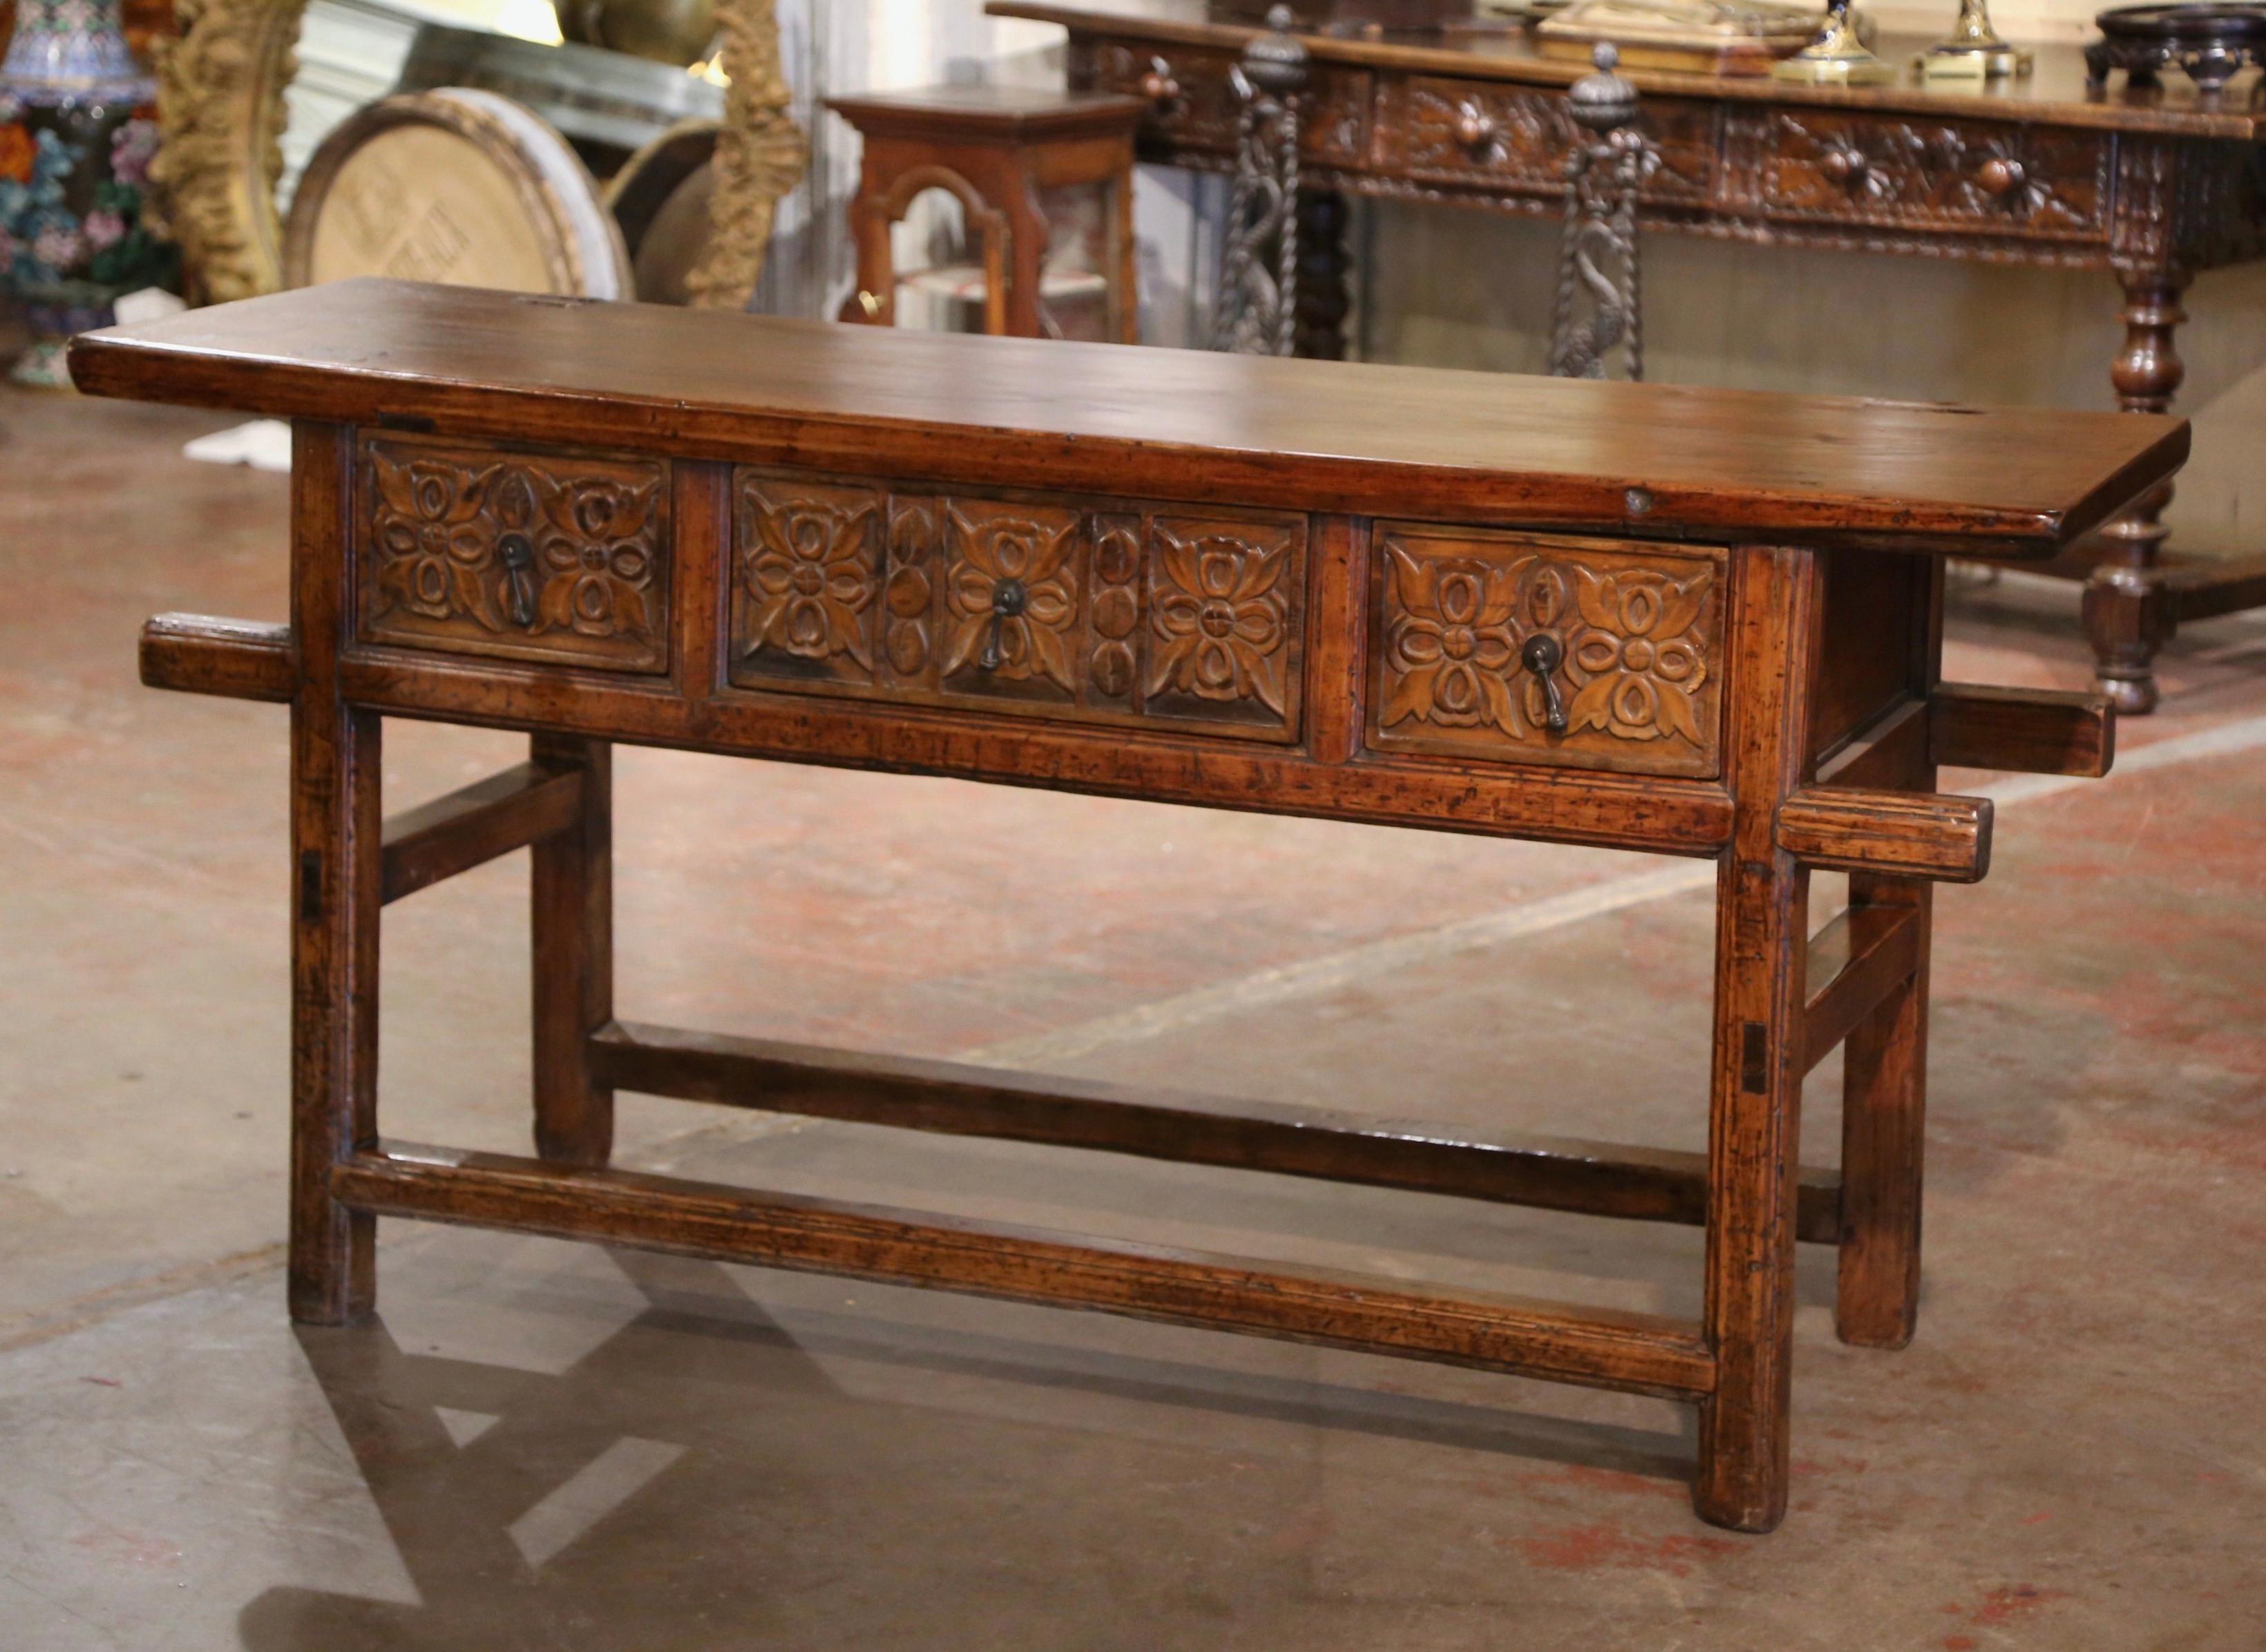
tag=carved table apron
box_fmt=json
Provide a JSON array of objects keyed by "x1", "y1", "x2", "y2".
[
  {"x1": 71, "y1": 278, "x2": 2184, "y2": 1534},
  {"x1": 993, "y1": 1, "x2": 2266, "y2": 716}
]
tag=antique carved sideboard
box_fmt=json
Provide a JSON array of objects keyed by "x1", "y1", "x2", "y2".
[
  {"x1": 993, "y1": 0, "x2": 2266, "y2": 714},
  {"x1": 73, "y1": 279, "x2": 2179, "y2": 1532}
]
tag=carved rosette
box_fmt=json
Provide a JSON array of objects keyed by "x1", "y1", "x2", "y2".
[
  {"x1": 727, "y1": 471, "x2": 1302, "y2": 739},
  {"x1": 1372, "y1": 528, "x2": 1721, "y2": 777},
  {"x1": 942, "y1": 504, "x2": 1080, "y2": 694},
  {"x1": 360, "y1": 438, "x2": 669, "y2": 672},
  {"x1": 1561, "y1": 564, "x2": 1711, "y2": 746},
  {"x1": 1380, "y1": 547, "x2": 1527, "y2": 733},
  {"x1": 1147, "y1": 520, "x2": 1293, "y2": 718},
  {"x1": 737, "y1": 480, "x2": 879, "y2": 681}
]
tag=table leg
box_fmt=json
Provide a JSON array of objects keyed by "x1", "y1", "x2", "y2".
[
  {"x1": 1294, "y1": 188, "x2": 1350, "y2": 360},
  {"x1": 1695, "y1": 544, "x2": 1818, "y2": 1535},
  {"x1": 288, "y1": 426, "x2": 381, "y2": 1325},
  {"x1": 1834, "y1": 873, "x2": 1932, "y2": 1348},
  {"x1": 531, "y1": 734, "x2": 614, "y2": 1168},
  {"x1": 2088, "y1": 267, "x2": 2189, "y2": 715}
]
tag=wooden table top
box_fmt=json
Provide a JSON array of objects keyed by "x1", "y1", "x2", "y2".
[
  {"x1": 993, "y1": 0, "x2": 2266, "y2": 137},
  {"x1": 68, "y1": 278, "x2": 2185, "y2": 556}
]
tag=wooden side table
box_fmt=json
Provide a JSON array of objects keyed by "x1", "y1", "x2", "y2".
[
  {"x1": 74, "y1": 279, "x2": 2175, "y2": 1532},
  {"x1": 829, "y1": 84, "x2": 1146, "y2": 342}
]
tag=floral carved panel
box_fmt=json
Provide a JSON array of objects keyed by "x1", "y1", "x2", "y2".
[
  {"x1": 734, "y1": 477, "x2": 884, "y2": 685},
  {"x1": 1145, "y1": 515, "x2": 1299, "y2": 728},
  {"x1": 1368, "y1": 525, "x2": 1723, "y2": 779},
  {"x1": 726, "y1": 469, "x2": 1304, "y2": 741},
  {"x1": 358, "y1": 436, "x2": 669, "y2": 674},
  {"x1": 940, "y1": 500, "x2": 1083, "y2": 703}
]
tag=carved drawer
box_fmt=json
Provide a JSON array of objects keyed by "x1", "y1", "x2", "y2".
[
  {"x1": 356, "y1": 434, "x2": 671, "y2": 673},
  {"x1": 729, "y1": 469, "x2": 1306, "y2": 742},
  {"x1": 1754, "y1": 111, "x2": 2109, "y2": 240},
  {"x1": 1387, "y1": 77, "x2": 1717, "y2": 205},
  {"x1": 1073, "y1": 37, "x2": 1372, "y2": 169},
  {"x1": 1368, "y1": 525, "x2": 1724, "y2": 779}
]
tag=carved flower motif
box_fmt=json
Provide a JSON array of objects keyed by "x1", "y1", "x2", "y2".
[
  {"x1": 370, "y1": 450, "x2": 660, "y2": 643},
  {"x1": 535, "y1": 480, "x2": 659, "y2": 641},
  {"x1": 942, "y1": 511, "x2": 1077, "y2": 687},
  {"x1": 373, "y1": 456, "x2": 511, "y2": 623},
  {"x1": 1150, "y1": 529, "x2": 1290, "y2": 713},
  {"x1": 1564, "y1": 567, "x2": 1709, "y2": 744},
  {"x1": 744, "y1": 495, "x2": 878, "y2": 667},
  {"x1": 1380, "y1": 546, "x2": 1527, "y2": 735}
]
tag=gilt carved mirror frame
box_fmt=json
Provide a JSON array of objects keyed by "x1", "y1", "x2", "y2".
[{"x1": 151, "y1": 0, "x2": 806, "y2": 308}]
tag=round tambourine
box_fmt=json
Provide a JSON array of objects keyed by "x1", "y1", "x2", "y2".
[{"x1": 281, "y1": 88, "x2": 631, "y2": 299}]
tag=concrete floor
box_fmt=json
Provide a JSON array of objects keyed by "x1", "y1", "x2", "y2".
[{"x1": 3, "y1": 385, "x2": 2265, "y2": 1650}]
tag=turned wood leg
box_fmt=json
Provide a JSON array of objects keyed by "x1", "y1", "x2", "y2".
[
  {"x1": 1695, "y1": 544, "x2": 1819, "y2": 1535},
  {"x1": 1293, "y1": 189, "x2": 1351, "y2": 361},
  {"x1": 1834, "y1": 873, "x2": 1932, "y2": 1348},
  {"x1": 289, "y1": 424, "x2": 379, "y2": 1325},
  {"x1": 2088, "y1": 267, "x2": 2189, "y2": 716},
  {"x1": 531, "y1": 734, "x2": 614, "y2": 1168}
]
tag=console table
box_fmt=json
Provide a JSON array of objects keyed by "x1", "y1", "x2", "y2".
[
  {"x1": 993, "y1": 0, "x2": 2266, "y2": 714},
  {"x1": 71, "y1": 278, "x2": 2178, "y2": 1532}
]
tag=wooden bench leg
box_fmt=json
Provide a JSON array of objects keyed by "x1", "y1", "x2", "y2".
[
  {"x1": 531, "y1": 734, "x2": 614, "y2": 1168},
  {"x1": 289, "y1": 701, "x2": 383, "y2": 1325},
  {"x1": 1695, "y1": 544, "x2": 1818, "y2": 1535},
  {"x1": 1836, "y1": 873, "x2": 1932, "y2": 1349}
]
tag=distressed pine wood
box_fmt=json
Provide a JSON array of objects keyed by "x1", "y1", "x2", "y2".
[
  {"x1": 358, "y1": 435, "x2": 673, "y2": 674},
  {"x1": 335, "y1": 646, "x2": 1740, "y2": 855},
  {"x1": 1814, "y1": 696, "x2": 1927, "y2": 790},
  {"x1": 287, "y1": 422, "x2": 381, "y2": 1327},
  {"x1": 378, "y1": 761, "x2": 583, "y2": 906},
  {"x1": 1696, "y1": 542, "x2": 1819, "y2": 1535},
  {"x1": 1835, "y1": 557, "x2": 1944, "y2": 1351},
  {"x1": 1776, "y1": 787, "x2": 1992, "y2": 883},
  {"x1": 140, "y1": 613, "x2": 295, "y2": 702},
  {"x1": 591, "y1": 1020, "x2": 1845, "y2": 1242},
  {"x1": 530, "y1": 736, "x2": 614, "y2": 1168},
  {"x1": 66, "y1": 281, "x2": 2185, "y2": 558},
  {"x1": 333, "y1": 1142, "x2": 1719, "y2": 1396},
  {"x1": 1930, "y1": 681, "x2": 2115, "y2": 777},
  {"x1": 1800, "y1": 906, "x2": 1921, "y2": 1076},
  {"x1": 84, "y1": 285, "x2": 2164, "y2": 1534}
]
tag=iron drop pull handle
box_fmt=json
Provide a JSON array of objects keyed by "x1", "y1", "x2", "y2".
[
  {"x1": 498, "y1": 533, "x2": 537, "y2": 629},
  {"x1": 979, "y1": 576, "x2": 1027, "y2": 672},
  {"x1": 1522, "y1": 632, "x2": 1568, "y2": 734}
]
